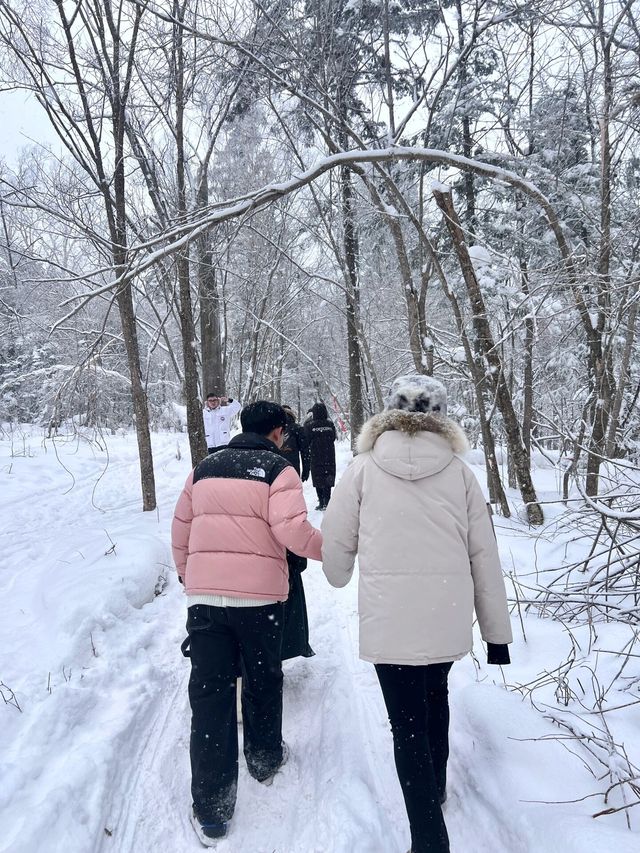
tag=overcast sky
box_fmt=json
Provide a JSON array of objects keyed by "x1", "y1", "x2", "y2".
[{"x1": 0, "y1": 90, "x2": 59, "y2": 166}]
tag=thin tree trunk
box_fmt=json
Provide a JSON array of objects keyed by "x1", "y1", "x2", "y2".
[
  {"x1": 563, "y1": 402, "x2": 589, "y2": 504},
  {"x1": 196, "y1": 172, "x2": 225, "y2": 398},
  {"x1": 51, "y1": 0, "x2": 156, "y2": 510},
  {"x1": 340, "y1": 161, "x2": 365, "y2": 446},
  {"x1": 472, "y1": 347, "x2": 509, "y2": 515},
  {"x1": 520, "y1": 257, "x2": 534, "y2": 460},
  {"x1": 433, "y1": 187, "x2": 543, "y2": 525},
  {"x1": 505, "y1": 346, "x2": 518, "y2": 490},
  {"x1": 115, "y1": 285, "x2": 156, "y2": 510},
  {"x1": 443, "y1": 277, "x2": 509, "y2": 516},
  {"x1": 107, "y1": 2, "x2": 156, "y2": 511},
  {"x1": 586, "y1": 14, "x2": 617, "y2": 495},
  {"x1": 605, "y1": 295, "x2": 639, "y2": 456},
  {"x1": 418, "y1": 263, "x2": 434, "y2": 376},
  {"x1": 455, "y1": 0, "x2": 477, "y2": 237},
  {"x1": 175, "y1": 1, "x2": 207, "y2": 465},
  {"x1": 382, "y1": 210, "x2": 426, "y2": 374}
]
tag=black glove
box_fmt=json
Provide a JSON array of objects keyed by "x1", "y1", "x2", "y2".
[
  {"x1": 301, "y1": 468, "x2": 310, "y2": 482},
  {"x1": 178, "y1": 575, "x2": 184, "y2": 585},
  {"x1": 487, "y1": 643, "x2": 510, "y2": 665}
]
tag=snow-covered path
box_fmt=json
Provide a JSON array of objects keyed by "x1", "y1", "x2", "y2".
[{"x1": 1, "y1": 428, "x2": 638, "y2": 852}]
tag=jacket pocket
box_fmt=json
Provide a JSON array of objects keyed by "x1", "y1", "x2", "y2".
[{"x1": 186, "y1": 604, "x2": 215, "y2": 634}]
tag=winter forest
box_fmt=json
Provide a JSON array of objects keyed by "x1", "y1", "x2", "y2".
[{"x1": 1, "y1": 0, "x2": 640, "y2": 851}]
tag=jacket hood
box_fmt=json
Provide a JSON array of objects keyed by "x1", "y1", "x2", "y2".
[
  {"x1": 312, "y1": 402, "x2": 328, "y2": 420},
  {"x1": 357, "y1": 411, "x2": 469, "y2": 480}
]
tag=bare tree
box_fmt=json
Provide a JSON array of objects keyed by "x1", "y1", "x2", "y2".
[{"x1": 0, "y1": 0, "x2": 157, "y2": 509}]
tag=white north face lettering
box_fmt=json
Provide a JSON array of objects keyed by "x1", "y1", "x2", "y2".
[{"x1": 248, "y1": 467, "x2": 266, "y2": 478}]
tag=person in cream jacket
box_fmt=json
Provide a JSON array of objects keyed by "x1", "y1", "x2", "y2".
[{"x1": 321, "y1": 375, "x2": 512, "y2": 853}]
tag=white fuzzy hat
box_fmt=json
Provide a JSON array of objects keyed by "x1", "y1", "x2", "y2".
[{"x1": 384, "y1": 374, "x2": 448, "y2": 416}]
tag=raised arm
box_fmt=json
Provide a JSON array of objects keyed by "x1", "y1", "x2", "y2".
[{"x1": 225, "y1": 398, "x2": 242, "y2": 418}]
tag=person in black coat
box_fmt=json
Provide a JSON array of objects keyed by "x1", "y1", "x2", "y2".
[
  {"x1": 280, "y1": 406, "x2": 311, "y2": 480},
  {"x1": 304, "y1": 401, "x2": 337, "y2": 510},
  {"x1": 280, "y1": 406, "x2": 314, "y2": 660}
]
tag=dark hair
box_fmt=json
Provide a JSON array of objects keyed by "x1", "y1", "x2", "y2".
[
  {"x1": 240, "y1": 401, "x2": 288, "y2": 436},
  {"x1": 282, "y1": 405, "x2": 296, "y2": 424},
  {"x1": 206, "y1": 391, "x2": 219, "y2": 398}
]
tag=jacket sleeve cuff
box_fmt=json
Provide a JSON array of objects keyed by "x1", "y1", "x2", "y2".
[{"x1": 487, "y1": 642, "x2": 510, "y2": 665}]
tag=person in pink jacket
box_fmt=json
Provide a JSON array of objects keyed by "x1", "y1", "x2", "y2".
[{"x1": 172, "y1": 401, "x2": 322, "y2": 846}]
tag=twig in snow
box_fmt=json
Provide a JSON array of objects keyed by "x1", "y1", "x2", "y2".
[
  {"x1": 104, "y1": 529, "x2": 117, "y2": 556},
  {"x1": 0, "y1": 681, "x2": 22, "y2": 711}
]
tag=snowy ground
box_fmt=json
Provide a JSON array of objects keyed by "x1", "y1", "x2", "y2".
[{"x1": 1, "y1": 424, "x2": 638, "y2": 853}]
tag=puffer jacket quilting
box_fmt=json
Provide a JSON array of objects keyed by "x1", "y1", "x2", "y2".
[
  {"x1": 321, "y1": 411, "x2": 512, "y2": 665},
  {"x1": 172, "y1": 433, "x2": 322, "y2": 600}
]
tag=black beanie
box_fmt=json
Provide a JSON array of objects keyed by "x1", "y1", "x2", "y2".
[{"x1": 240, "y1": 401, "x2": 288, "y2": 436}]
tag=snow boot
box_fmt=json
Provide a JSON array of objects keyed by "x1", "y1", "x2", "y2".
[
  {"x1": 258, "y1": 742, "x2": 290, "y2": 786},
  {"x1": 190, "y1": 809, "x2": 227, "y2": 847}
]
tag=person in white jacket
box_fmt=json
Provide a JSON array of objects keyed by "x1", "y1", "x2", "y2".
[
  {"x1": 202, "y1": 393, "x2": 242, "y2": 452},
  {"x1": 321, "y1": 375, "x2": 513, "y2": 853}
]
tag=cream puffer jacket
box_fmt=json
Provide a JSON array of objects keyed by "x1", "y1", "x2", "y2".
[{"x1": 321, "y1": 411, "x2": 513, "y2": 665}]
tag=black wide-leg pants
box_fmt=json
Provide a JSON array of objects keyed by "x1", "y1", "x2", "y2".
[{"x1": 187, "y1": 602, "x2": 285, "y2": 823}]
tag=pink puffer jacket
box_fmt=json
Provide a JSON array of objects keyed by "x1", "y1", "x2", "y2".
[{"x1": 172, "y1": 433, "x2": 322, "y2": 600}]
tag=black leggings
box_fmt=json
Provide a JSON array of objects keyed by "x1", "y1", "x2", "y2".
[{"x1": 375, "y1": 662, "x2": 453, "y2": 853}]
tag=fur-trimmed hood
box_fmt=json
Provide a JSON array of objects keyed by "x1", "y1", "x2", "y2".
[
  {"x1": 358, "y1": 411, "x2": 469, "y2": 454},
  {"x1": 356, "y1": 411, "x2": 469, "y2": 481}
]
